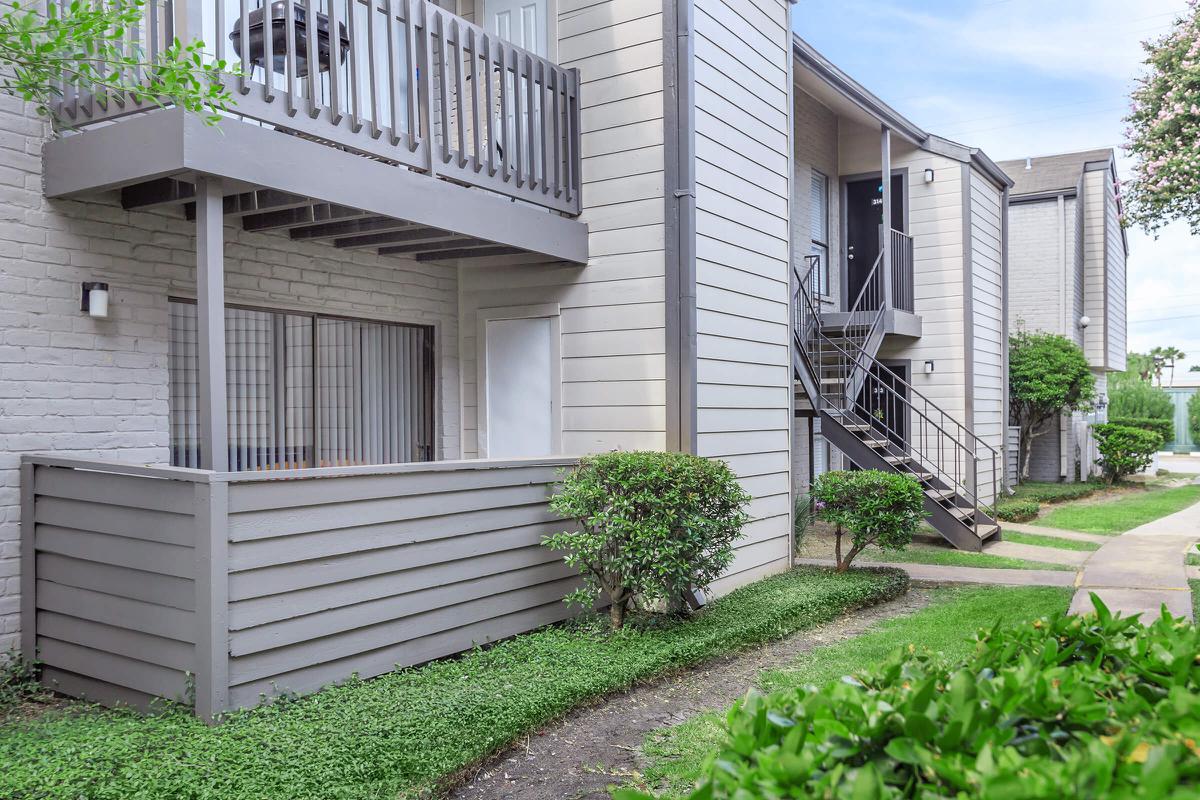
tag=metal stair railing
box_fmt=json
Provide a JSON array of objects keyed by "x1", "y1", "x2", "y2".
[{"x1": 792, "y1": 252, "x2": 1000, "y2": 531}]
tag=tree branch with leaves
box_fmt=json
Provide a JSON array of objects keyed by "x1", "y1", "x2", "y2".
[{"x1": 0, "y1": 0, "x2": 234, "y2": 125}]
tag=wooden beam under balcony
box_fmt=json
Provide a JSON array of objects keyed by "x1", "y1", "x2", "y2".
[
  {"x1": 120, "y1": 178, "x2": 194, "y2": 210},
  {"x1": 417, "y1": 246, "x2": 524, "y2": 261},
  {"x1": 334, "y1": 227, "x2": 456, "y2": 250},
  {"x1": 377, "y1": 238, "x2": 483, "y2": 256},
  {"x1": 289, "y1": 217, "x2": 412, "y2": 241},
  {"x1": 242, "y1": 204, "x2": 365, "y2": 233}
]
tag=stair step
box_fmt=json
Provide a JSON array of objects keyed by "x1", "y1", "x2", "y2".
[
  {"x1": 946, "y1": 506, "x2": 974, "y2": 521},
  {"x1": 925, "y1": 488, "x2": 955, "y2": 501},
  {"x1": 883, "y1": 455, "x2": 911, "y2": 465},
  {"x1": 819, "y1": 377, "x2": 844, "y2": 384},
  {"x1": 908, "y1": 471, "x2": 933, "y2": 481},
  {"x1": 976, "y1": 524, "x2": 1001, "y2": 540},
  {"x1": 842, "y1": 423, "x2": 871, "y2": 432},
  {"x1": 862, "y1": 439, "x2": 889, "y2": 449}
]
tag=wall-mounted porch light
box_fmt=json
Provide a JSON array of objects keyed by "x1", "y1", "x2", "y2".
[
  {"x1": 923, "y1": 168, "x2": 935, "y2": 183},
  {"x1": 81, "y1": 282, "x2": 109, "y2": 319},
  {"x1": 924, "y1": 359, "x2": 935, "y2": 374},
  {"x1": 1079, "y1": 315, "x2": 1091, "y2": 329}
]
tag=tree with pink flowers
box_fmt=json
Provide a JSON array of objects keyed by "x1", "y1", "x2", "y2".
[{"x1": 1125, "y1": 2, "x2": 1200, "y2": 233}]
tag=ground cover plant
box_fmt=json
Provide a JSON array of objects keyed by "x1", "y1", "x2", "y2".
[
  {"x1": 1033, "y1": 484, "x2": 1200, "y2": 535},
  {"x1": 0, "y1": 567, "x2": 908, "y2": 800},
  {"x1": 625, "y1": 595, "x2": 1200, "y2": 799},
  {"x1": 996, "y1": 497, "x2": 1040, "y2": 522},
  {"x1": 1010, "y1": 481, "x2": 1101, "y2": 504},
  {"x1": 811, "y1": 470, "x2": 924, "y2": 571},
  {"x1": 546, "y1": 451, "x2": 750, "y2": 628},
  {"x1": 634, "y1": 585, "x2": 1073, "y2": 798}
]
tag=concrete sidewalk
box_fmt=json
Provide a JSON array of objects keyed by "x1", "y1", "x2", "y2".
[
  {"x1": 1068, "y1": 499, "x2": 1200, "y2": 621},
  {"x1": 999, "y1": 521, "x2": 1110, "y2": 546}
]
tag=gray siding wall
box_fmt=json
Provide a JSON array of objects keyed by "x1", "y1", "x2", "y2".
[
  {"x1": 792, "y1": 87, "x2": 840, "y2": 306},
  {"x1": 1007, "y1": 196, "x2": 1078, "y2": 341},
  {"x1": 1103, "y1": 179, "x2": 1128, "y2": 372},
  {"x1": 969, "y1": 168, "x2": 1005, "y2": 501},
  {"x1": 222, "y1": 459, "x2": 577, "y2": 708},
  {"x1": 24, "y1": 460, "x2": 201, "y2": 709},
  {"x1": 458, "y1": 0, "x2": 669, "y2": 457},
  {"x1": 22, "y1": 455, "x2": 582, "y2": 713},
  {"x1": 1082, "y1": 170, "x2": 1107, "y2": 367},
  {"x1": 693, "y1": 0, "x2": 793, "y2": 592}
]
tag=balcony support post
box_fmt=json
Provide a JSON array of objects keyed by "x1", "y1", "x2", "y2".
[
  {"x1": 195, "y1": 175, "x2": 229, "y2": 472},
  {"x1": 880, "y1": 124, "x2": 894, "y2": 310}
]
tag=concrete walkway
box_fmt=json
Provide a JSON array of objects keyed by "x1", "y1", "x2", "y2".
[
  {"x1": 1068, "y1": 499, "x2": 1200, "y2": 621},
  {"x1": 794, "y1": 558, "x2": 1076, "y2": 587}
]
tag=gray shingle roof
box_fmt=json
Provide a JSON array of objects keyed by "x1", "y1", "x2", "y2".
[{"x1": 997, "y1": 148, "x2": 1114, "y2": 196}]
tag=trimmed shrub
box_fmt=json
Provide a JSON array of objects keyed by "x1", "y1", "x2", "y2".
[
  {"x1": 1012, "y1": 481, "x2": 1100, "y2": 504},
  {"x1": 811, "y1": 470, "x2": 924, "y2": 572},
  {"x1": 1109, "y1": 415, "x2": 1174, "y2": 443},
  {"x1": 621, "y1": 596, "x2": 1200, "y2": 800},
  {"x1": 996, "y1": 498, "x2": 1040, "y2": 522},
  {"x1": 1094, "y1": 423, "x2": 1163, "y2": 484},
  {"x1": 545, "y1": 451, "x2": 750, "y2": 629}
]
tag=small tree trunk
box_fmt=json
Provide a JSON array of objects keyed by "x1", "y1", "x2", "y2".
[
  {"x1": 1020, "y1": 423, "x2": 1035, "y2": 482},
  {"x1": 609, "y1": 597, "x2": 627, "y2": 629},
  {"x1": 834, "y1": 525, "x2": 847, "y2": 572}
]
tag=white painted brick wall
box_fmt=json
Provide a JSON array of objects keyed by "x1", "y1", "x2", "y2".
[{"x1": 0, "y1": 97, "x2": 460, "y2": 652}]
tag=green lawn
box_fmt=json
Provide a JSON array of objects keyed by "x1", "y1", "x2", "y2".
[
  {"x1": 636, "y1": 585, "x2": 1074, "y2": 798},
  {"x1": 1002, "y1": 530, "x2": 1101, "y2": 552},
  {"x1": 859, "y1": 541, "x2": 1075, "y2": 571},
  {"x1": 1032, "y1": 484, "x2": 1200, "y2": 535},
  {"x1": 1193, "y1": 580, "x2": 1200, "y2": 623},
  {"x1": 0, "y1": 567, "x2": 907, "y2": 800}
]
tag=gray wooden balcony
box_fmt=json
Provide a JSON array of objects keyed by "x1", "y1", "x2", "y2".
[{"x1": 43, "y1": 0, "x2": 587, "y2": 265}]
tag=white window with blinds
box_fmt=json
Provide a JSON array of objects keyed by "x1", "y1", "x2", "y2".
[
  {"x1": 809, "y1": 170, "x2": 831, "y2": 297},
  {"x1": 168, "y1": 300, "x2": 434, "y2": 471}
]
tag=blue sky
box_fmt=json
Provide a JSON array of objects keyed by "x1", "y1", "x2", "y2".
[{"x1": 793, "y1": 0, "x2": 1200, "y2": 379}]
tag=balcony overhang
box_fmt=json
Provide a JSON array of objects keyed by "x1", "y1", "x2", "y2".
[
  {"x1": 820, "y1": 309, "x2": 922, "y2": 339},
  {"x1": 43, "y1": 109, "x2": 589, "y2": 265}
]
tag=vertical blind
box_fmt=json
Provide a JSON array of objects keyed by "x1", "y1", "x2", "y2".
[
  {"x1": 809, "y1": 170, "x2": 830, "y2": 296},
  {"x1": 169, "y1": 301, "x2": 433, "y2": 471}
]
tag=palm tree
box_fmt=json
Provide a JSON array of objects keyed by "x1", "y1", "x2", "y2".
[{"x1": 1162, "y1": 346, "x2": 1187, "y2": 386}]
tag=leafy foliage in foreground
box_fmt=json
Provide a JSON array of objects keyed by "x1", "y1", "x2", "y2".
[
  {"x1": 0, "y1": 567, "x2": 908, "y2": 800},
  {"x1": 546, "y1": 451, "x2": 751, "y2": 628},
  {"x1": 0, "y1": 0, "x2": 234, "y2": 123},
  {"x1": 621, "y1": 596, "x2": 1200, "y2": 800}
]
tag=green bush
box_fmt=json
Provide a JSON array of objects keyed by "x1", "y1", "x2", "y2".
[
  {"x1": 1109, "y1": 375, "x2": 1174, "y2": 420},
  {"x1": 996, "y1": 498, "x2": 1040, "y2": 522},
  {"x1": 811, "y1": 470, "x2": 924, "y2": 572},
  {"x1": 1110, "y1": 415, "x2": 1174, "y2": 443},
  {"x1": 0, "y1": 651, "x2": 40, "y2": 716},
  {"x1": 1189, "y1": 392, "x2": 1200, "y2": 445},
  {"x1": 1011, "y1": 480, "x2": 1100, "y2": 504},
  {"x1": 1094, "y1": 423, "x2": 1163, "y2": 485},
  {"x1": 792, "y1": 493, "x2": 817, "y2": 550},
  {"x1": 545, "y1": 451, "x2": 750, "y2": 629},
  {"x1": 620, "y1": 596, "x2": 1200, "y2": 800}
]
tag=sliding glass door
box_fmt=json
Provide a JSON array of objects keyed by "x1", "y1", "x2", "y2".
[{"x1": 168, "y1": 300, "x2": 434, "y2": 470}]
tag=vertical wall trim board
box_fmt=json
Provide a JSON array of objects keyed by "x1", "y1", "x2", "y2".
[
  {"x1": 1001, "y1": 186, "x2": 1010, "y2": 487},
  {"x1": 663, "y1": 0, "x2": 697, "y2": 454},
  {"x1": 1102, "y1": 179, "x2": 1110, "y2": 369},
  {"x1": 194, "y1": 480, "x2": 230, "y2": 721},
  {"x1": 19, "y1": 460, "x2": 35, "y2": 661},
  {"x1": 785, "y1": 0, "x2": 796, "y2": 565},
  {"x1": 195, "y1": 175, "x2": 229, "y2": 472},
  {"x1": 961, "y1": 163, "x2": 974, "y2": 434}
]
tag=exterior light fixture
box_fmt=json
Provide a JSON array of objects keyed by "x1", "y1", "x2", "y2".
[
  {"x1": 81, "y1": 282, "x2": 109, "y2": 318},
  {"x1": 923, "y1": 168, "x2": 935, "y2": 183},
  {"x1": 1079, "y1": 315, "x2": 1091, "y2": 329},
  {"x1": 924, "y1": 359, "x2": 935, "y2": 374}
]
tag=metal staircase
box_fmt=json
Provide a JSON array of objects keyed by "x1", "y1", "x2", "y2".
[{"x1": 794, "y1": 253, "x2": 1001, "y2": 552}]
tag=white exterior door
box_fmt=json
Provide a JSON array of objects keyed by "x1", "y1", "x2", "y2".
[
  {"x1": 484, "y1": 316, "x2": 554, "y2": 457},
  {"x1": 482, "y1": 0, "x2": 549, "y2": 56}
]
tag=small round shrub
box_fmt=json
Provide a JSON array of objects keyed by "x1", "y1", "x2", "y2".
[
  {"x1": 997, "y1": 498, "x2": 1040, "y2": 522},
  {"x1": 545, "y1": 451, "x2": 750, "y2": 629},
  {"x1": 1109, "y1": 416, "x2": 1174, "y2": 444},
  {"x1": 811, "y1": 470, "x2": 925, "y2": 572},
  {"x1": 1094, "y1": 423, "x2": 1163, "y2": 485}
]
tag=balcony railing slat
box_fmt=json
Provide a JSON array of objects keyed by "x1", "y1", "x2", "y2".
[{"x1": 57, "y1": 0, "x2": 582, "y2": 216}]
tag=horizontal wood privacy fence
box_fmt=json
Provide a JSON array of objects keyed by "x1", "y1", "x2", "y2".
[
  {"x1": 50, "y1": 0, "x2": 582, "y2": 215},
  {"x1": 21, "y1": 454, "x2": 580, "y2": 718}
]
